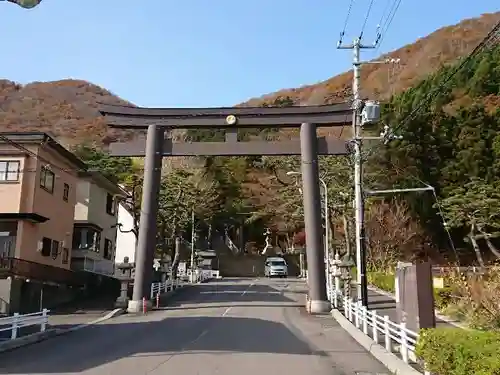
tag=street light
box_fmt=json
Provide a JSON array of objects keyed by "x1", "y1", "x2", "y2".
[
  {"x1": 2, "y1": 0, "x2": 42, "y2": 9},
  {"x1": 286, "y1": 171, "x2": 331, "y2": 297}
]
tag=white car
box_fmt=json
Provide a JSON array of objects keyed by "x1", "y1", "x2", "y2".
[{"x1": 264, "y1": 257, "x2": 288, "y2": 278}]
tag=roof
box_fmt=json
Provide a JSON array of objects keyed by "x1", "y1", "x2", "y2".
[
  {"x1": 78, "y1": 170, "x2": 129, "y2": 197},
  {"x1": 0, "y1": 132, "x2": 87, "y2": 171}
]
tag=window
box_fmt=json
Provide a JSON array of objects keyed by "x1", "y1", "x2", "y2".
[
  {"x1": 63, "y1": 183, "x2": 70, "y2": 202},
  {"x1": 62, "y1": 248, "x2": 69, "y2": 264},
  {"x1": 72, "y1": 227, "x2": 101, "y2": 252},
  {"x1": 51, "y1": 240, "x2": 60, "y2": 259},
  {"x1": 40, "y1": 167, "x2": 55, "y2": 193},
  {"x1": 103, "y1": 239, "x2": 113, "y2": 260},
  {"x1": 105, "y1": 193, "x2": 115, "y2": 215},
  {"x1": 0, "y1": 160, "x2": 20, "y2": 182},
  {"x1": 41, "y1": 237, "x2": 52, "y2": 257}
]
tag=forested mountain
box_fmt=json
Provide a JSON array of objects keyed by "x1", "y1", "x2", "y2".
[{"x1": 1, "y1": 12, "x2": 500, "y2": 265}]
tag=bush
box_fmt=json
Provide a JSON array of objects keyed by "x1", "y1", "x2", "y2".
[
  {"x1": 433, "y1": 286, "x2": 455, "y2": 310},
  {"x1": 416, "y1": 328, "x2": 500, "y2": 375},
  {"x1": 368, "y1": 271, "x2": 395, "y2": 293}
]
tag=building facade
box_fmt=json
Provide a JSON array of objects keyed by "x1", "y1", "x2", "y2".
[
  {"x1": 0, "y1": 132, "x2": 87, "y2": 314},
  {"x1": 71, "y1": 172, "x2": 127, "y2": 276},
  {"x1": 0, "y1": 133, "x2": 85, "y2": 268}
]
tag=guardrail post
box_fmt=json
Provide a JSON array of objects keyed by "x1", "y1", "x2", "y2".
[
  {"x1": 384, "y1": 315, "x2": 391, "y2": 351},
  {"x1": 362, "y1": 305, "x2": 368, "y2": 334},
  {"x1": 41, "y1": 309, "x2": 49, "y2": 332},
  {"x1": 400, "y1": 322, "x2": 409, "y2": 363},
  {"x1": 372, "y1": 310, "x2": 378, "y2": 343},
  {"x1": 11, "y1": 312, "x2": 19, "y2": 339}
]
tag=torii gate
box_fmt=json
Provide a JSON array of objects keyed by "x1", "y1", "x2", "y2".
[{"x1": 99, "y1": 103, "x2": 352, "y2": 314}]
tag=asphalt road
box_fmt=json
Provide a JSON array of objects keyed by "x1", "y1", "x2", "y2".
[{"x1": 0, "y1": 278, "x2": 388, "y2": 375}]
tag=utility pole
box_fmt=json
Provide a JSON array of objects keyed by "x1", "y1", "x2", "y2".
[{"x1": 337, "y1": 38, "x2": 377, "y2": 307}]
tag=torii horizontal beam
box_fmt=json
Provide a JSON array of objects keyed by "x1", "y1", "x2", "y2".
[
  {"x1": 109, "y1": 137, "x2": 350, "y2": 157},
  {"x1": 99, "y1": 102, "x2": 352, "y2": 129}
]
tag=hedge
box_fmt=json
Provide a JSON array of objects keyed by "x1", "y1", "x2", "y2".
[{"x1": 416, "y1": 328, "x2": 500, "y2": 375}]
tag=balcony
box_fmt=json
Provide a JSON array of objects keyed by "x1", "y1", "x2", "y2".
[
  {"x1": 71, "y1": 256, "x2": 114, "y2": 277},
  {"x1": 0, "y1": 257, "x2": 88, "y2": 286},
  {"x1": 71, "y1": 224, "x2": 102, "y2": 260}
]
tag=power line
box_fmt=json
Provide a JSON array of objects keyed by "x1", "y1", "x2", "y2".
[
  {"x1": 359, "y1": 0, "x2": 375, "y2": 39},
  {"x1": 375, "y1": 0, "x2": 402, "y2": 52},
  {"x1": 339, "y1": 0, "x2": 356, "y2": 46}
]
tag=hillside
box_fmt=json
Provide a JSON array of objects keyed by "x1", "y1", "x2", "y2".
[{"x1": 0, "y1": 11, "x2": 499, "y2": 147}]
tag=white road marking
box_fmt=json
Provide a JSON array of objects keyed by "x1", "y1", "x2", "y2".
[
  {"x1": 241, "y1": 282, "x2": 255, "y2": 296},
  {"x1": 221, "y1": 281, "x2": 255, "y2": 317}
]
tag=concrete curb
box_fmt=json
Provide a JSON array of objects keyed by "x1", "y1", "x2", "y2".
[
  {"x1": 367, "y1": 285, "x2": 468, "y2": 330},
  {"x1": 0, "y1": 308, "x2": 125, "y2": 354},
  {"x1": 331, "y1": 309, "x2": 422, "y2": 375}
]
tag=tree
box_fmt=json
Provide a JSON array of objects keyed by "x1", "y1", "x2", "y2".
[
  {"x1": 155, "y1": 168, "x2": 225, "y2": 277},
  {"x1": 439, "y1": 179, "x2": 500, "y2": 266},
  {"x1": 72, "y1": 144, "x2": 134, "y2": 183}
]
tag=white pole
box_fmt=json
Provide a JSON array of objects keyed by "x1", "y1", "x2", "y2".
[
  {"x1": 190, "y1": 209, "x2": 195, "y2": 283},
  {"x1": 320, "y1": 178, "x2": 331, "y2": 300}
]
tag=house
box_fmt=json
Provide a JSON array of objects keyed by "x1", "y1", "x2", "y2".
[
  {"x1": 0, "y1": 132, "x2": 85, "y2": 268},
  {"x1": 0, "y1": 132, "x2": 87, "y2": 313},
  {"x1": 114, "y1": 200, "x2": 137, "y2": 264},
  {"x1": 71, "y1": 172, "x2": 128, "y2": 276}
]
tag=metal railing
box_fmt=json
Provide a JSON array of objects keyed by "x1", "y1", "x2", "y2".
[
  {"x1": 150, "y1": 279, "x2": 181, "y2": 299},
  {"x1": 0, "y1": 309, "x2": 50, "y2": 340},
  {"x1": 341, "y1": 297, "x2": 419, "y2": 365}
]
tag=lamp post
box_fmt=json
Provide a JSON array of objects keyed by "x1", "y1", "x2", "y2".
[
  {"x1": 189, "y1": 209, "x2": 197, "y2": 283},
  {"x1": 287, "y1": 171, "x2": 331, "y2": 299}
]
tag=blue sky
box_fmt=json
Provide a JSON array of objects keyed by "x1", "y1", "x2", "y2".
[{"x1": 0, "y1": 0, "x2": 498, "y2": 107}]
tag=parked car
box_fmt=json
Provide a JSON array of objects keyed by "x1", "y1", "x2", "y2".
[{"x1": 264, "y1": 257, "x2": 288, "y2": 278}]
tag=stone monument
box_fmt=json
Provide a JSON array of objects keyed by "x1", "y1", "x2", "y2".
[{"x1": 114, "y1": 256, "x2": 134, "y2": 308}]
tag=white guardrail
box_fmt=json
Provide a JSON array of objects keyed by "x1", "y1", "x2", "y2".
[
  {"x1": 342, "y1": 297, "x2": 419, "y2": 366},
  {"x1": 149, "y1": 270, "x2": 220, "y2": 299},
  {"x1": 0, "y1": 309, "x2": 50, "y2": 341},
  {"x1": 150, "y1": 279, "x2": 181, "y2": 299}
]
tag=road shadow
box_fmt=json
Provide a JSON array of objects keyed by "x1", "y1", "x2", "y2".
[
  {"x1": 0, "y1": 315, "x2": 319, "y2": 373},
  {"x1": 166, "y1": 282, "x2": 296, "y2": 306},
  {"x1": 160, "y1": 303, "x2": 301, "y2": 311}
]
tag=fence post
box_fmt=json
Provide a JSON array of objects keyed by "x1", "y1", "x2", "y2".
[
  {"x1": 41, "y1": 309, "x2": 48, "y2": 332},
  {"x1": 372, "y1": 310, "x2": 378, "y2": 343},
  {"x1": 11, "y1": 313, "x2": 19, "y2": 339},
  {"x1": 355, "y1": 301, "x2": 360, "y2": 328},
  {"x1": 349, "y1": 299, "x2": 354, "y2": 322},
  {"x1": 400, "y1": 322, "x2": 409, "y2": 363},
  {"x1": 362, "y1": 305, "x2": 368, "y2": 334},
  {"x1": 150, "y1": 283, "x2": 154, "y2": 299},
  {"x1": 384, "y1": 315, "x2": 391, "y2": 351}
]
